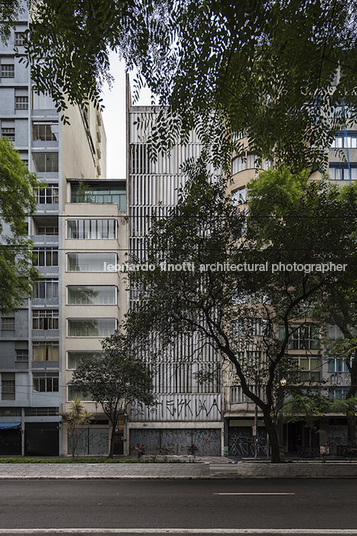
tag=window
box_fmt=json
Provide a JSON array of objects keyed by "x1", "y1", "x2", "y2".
[
  {"x1": 232, "y1": 187, "x2": 246, "y2": 206},
  {"x1": 328, "y1": 358, "x2": 349, "y2": 373},
  {"x1": 71, "y1": 184, "x2": 126, "y2": 210},
  {"x1": 232, "y1": 156, "x2": 245, "y2": 175},
  {"x1": 15, "y1": 96, "x2": 28, "y2": 110},
  {"x1": 327, "y1": 323, "x2": 344, "y2": 339},
  {"x1": 33, "y1": 374, "x2": 59, "y2": 393},
  {"x1": 32, "y1": 310, "x2": 59, "y2": 330},
  {"x1": 33, "y1": 279, "x2": 59, "y2": 299},
  {"x1": 329, "y1": 386, "x2": 350, "y2": 400},
  {"x1": 1, "y1": 128, "x2": 15, "y2": 141},
  {"x1": 37, "y1": 185, "x2": 59, "y2": 204},
  {"x1": 16, "y1": 350, "x2": 28, "y2": 362},
  {"x1": 37, "y1": 226, "x2": 58, "y2": 235},
  {"x1": 289, "y1": 325, "x2": 320, "y2": 350},
  {"x1": 32, "y1": 121, "x2": 59, "y2": 141},
  {"x1": 67, "y1": 351, "x2": 103, "y2": 370},
  {"x1": 67, "y1": 286, "x2": 117, "y2": 305},
  {"x1": 33, "y1": 342, "x2": 59, "y2": 361},
  {"x1": 331, "y1": 131, "x2": 357, "y2": 149},
  {"x1": 67, "y1": 385, "x2": 93, "y2": 401},
  {"x1": 66, "y1": 252, "x2": 117, "y2": 272},
  {"x1": 2, "y1": 317, "x2": 15, "y2": 331},
  {"x1": 329, "y1": 163, "x2": 357, "y2": 181},
  {"x1": 1, "y1": 65, "x2": 14, "y2": 78},
  {"x1": 66, "y1": 219, "x2": 116, "y2": 239},
  {"x1": 2, "y1": 373, "x2": 15, "y2": 400},
  {"x1": 67, "y1": 318, "x2": 117, "y2": 337},
  {"x1": 15, "y1": 32, "x2": 25, "y2": 46},
  {"x1": 247, "y1": 154, "x2": 258, "y2": 169},
  {"x1": 231, "y1": 318, "x2": 262, "y2": 337},
  {"x1": 33, "y1": 248, "x2": 58, "y2": 267},
  {"x1": 294, "y1": 357, "x2": 321, "y2": 382},
  {"x1": 32, "y1": 152, "x2": 59, "y2": 173}
]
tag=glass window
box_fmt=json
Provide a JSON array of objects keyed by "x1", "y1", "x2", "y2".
[
  {"x1": 232, "y1": 187, "x2": 246, "y2": 206},
  {"x1": 67, "y1": 385, "x2": 93, "y2": 402},
  {"x1": 32, "y1": 310, "x2": 59, "y2": 330},
  {"x1": 15, "y1": 32, "x2": 25, "y2": 46},
  {"x1": 327, "y1": 324, "x2": 344, "y2": 339},
  {"x1": 67, "y1": 318, "x2": 117, "y2": 337},
  {"x1": 1, "y1": 65, "x2": 14, "y2": 78},
  {"x1": 33, "y1": 279, "x2": 59, "y2": 299},
  {"x1": 66, "y1": 252, "x2": 117, "y2": 272},
  {"x1": 1, "y1": 127, "x2": 15, "y2": 141},
  {"x1": 33, "y1": 342, "x2": 59, "y2": 361},
  {"x1": 2, "y1": 317, "x2": 15, "y2": 330},
  {"x1": 16, "y1": 350, "x2": 28, "y2": 362},
  {"x1": 67, "y1": 286, "x2": 117, "y2": 305},
  {"x1": 37, "y1": 226, "x2": 58, "y2": 235},
  {"x1": 247, "y1": 154, "x2": 258, "y2": 169},
  {"x1": 296, "y1": 356, "x2": 321, "y2": 381},
  {"x1": 33, "y1": 248, "x2": 58, "y2": 267},
  {"x1": 33, "y1": 374, "x2": 59, "y2": 392},
  {"x1": 328, "y1": 358, "x2": 349, "y2": 373},
  {"x1": 289, "y1": 325, "x2": 320, "y2": 350},
  {"x1": 2, "y1": 374, "x2": 15, "y2": 400},
  {"x1": 37, "y1": 185, "x2": 59, "y2": 204},
  {"x1": 32, "y1": 121, "x2": 59, "y2": 141},
  {"x1": 66, "y1": 220, "x2": 117, "y2": 239},
  {"x1": 329, "y1": 163, "x2": 357, "y2": 181},
  {"x1": 232, "y1": 156, "x2": 245, "y2": 175},
  {"x1": 15, "y1": 96, "x2": 28, "y2": 110},
  {"x1": 67, "y1": 351, "x2": 103, "y2": 370},
  {"x1": 32, "y1": 152, "x2": 59, "y2": 172}
]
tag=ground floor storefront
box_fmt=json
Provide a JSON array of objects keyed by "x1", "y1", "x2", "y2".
[
  {"x1": 226, "y1": 416, "x2": 354, "y2": 458},
  {"x1": 128, "y1": 424, "x2": 223, "y2": 456}
]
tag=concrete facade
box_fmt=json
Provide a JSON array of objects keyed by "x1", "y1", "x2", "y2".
[{"x1": 0, "y1": 7, "x2": 118, "y2": 457}]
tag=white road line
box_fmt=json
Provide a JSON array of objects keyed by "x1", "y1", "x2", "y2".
[
  {"x1": 214, "y1": 493, "x2": 295, "y2": 496},
  {"x1": 0, "y1": 530, "x2": 356, "y2": 534}
]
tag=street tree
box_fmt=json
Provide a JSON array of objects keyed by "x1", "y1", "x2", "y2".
[
  {"x1": 71, "y1": 331, "x2": 155, "y2": 458},
  {"x1": 125, "y1": 163, "x2": 357, "y2": 462},
  {"x1": 321, "y1": 285, "x2": 357, "y2": 447},
  {"x1": 0, "y1": 137, "x2": 41, "y2": 313},
  {"x1": 20, "y1": 0, "x2": 357, "y2": 168},
  {"x1": 64, "y1": 398, "x2": 93, "y2": 458}
]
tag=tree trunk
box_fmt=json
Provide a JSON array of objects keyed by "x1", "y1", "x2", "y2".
[
  {"x1": 108, "y1": 421, "x2": 116, "y2": 459},
  {"x1": 263, "y1": 411, "x2": 281, "y2": 463},
  {"x1": 347, "y1": 358, "x2": 357, "y2": 447}
]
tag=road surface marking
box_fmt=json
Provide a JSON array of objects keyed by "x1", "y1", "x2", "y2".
[
  {"x1": 214, "y1": 493, "x2": 295, "y2": 496},
  {"x1": 0, "y1": 530, "x2": 357, "y2": 534}
]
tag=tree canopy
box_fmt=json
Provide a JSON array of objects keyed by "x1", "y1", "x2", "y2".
[
  {"x1": 0, "y1": 137, "x2": 40, "y2": 313},
  {"x1": 125, "y1": 163, "x2": 357, "y2": 462},
  {"x1": 17, "y1": 0, "x2": 357, "y2": 168},
  {"x1": 71, "y1": 331, "x2": 155, "y2": 458}
]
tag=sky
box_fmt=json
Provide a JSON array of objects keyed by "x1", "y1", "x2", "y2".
[{"x1": 101, "y1": 53, "x2": 152, "y2": 180}]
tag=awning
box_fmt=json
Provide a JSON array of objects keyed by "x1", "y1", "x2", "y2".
[{"x1": 0, "y1": 423, "x2": 21, "y2": 430}]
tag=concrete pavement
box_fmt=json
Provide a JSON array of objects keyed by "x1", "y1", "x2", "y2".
[{"x1": 0, "y1": 455, "x2": 357, "y2": 478}]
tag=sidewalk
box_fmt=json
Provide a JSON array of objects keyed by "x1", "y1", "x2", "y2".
[{"x1": 0, "y1": 455, "x2": 356, "y2": 479}]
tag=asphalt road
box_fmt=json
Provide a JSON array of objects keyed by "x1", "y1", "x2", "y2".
[{"x1": 0, "y1": 478, "x2": 356, "y2": 535}]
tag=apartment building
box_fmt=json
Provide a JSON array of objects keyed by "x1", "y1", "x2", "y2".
[
  {"x1": 0, "y1": 9, "x2": 126, "y2": 456},
  {"x1": 126, "y1": 82, "x2": 223, "y2": 456},
  {"x1": 226, "y1": 135, "x2": 356, "y2": 457}
]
